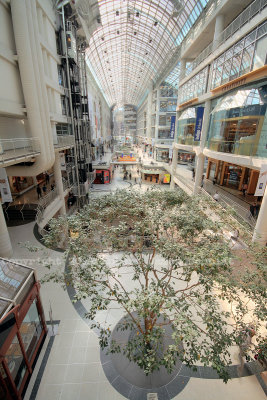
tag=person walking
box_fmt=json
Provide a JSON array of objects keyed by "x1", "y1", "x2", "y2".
[
  {"x1": 213, "y1": 191, "x2": 220, "y2": 202},
  {"x1": 242, "y1": 182, "x2": 248, "y2": 197},
  {"x1": 42, "y1": 184, "x2": 47, "y2": 195},
  {"x1": 45, "y1": 172, "x2": 50, "y2": 184},
  {"x1": 36, "y1": 184, "x2": 42, "y2": 199},
  {"x1": 201, "y1": 175, "x2": 204, "y2": 188},
  {"x1": 129, "y1": 172, "x2": 132, "y2": 180}
]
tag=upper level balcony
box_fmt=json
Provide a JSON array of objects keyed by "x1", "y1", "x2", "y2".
[{"x1": 0, "y1": 138, "x2": 40, "y2": 167}]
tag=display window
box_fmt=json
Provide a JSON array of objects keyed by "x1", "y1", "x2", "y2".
[
  {"x1": 156, "y1": 149, "x2": 169, "y2": 162},
  {"x1": 9, "y1": 177, "x2": 34, "y2": 194},
  {"x1": 176, "y1": 106, "x2": 204, "y2": 146},
  {"x1": 207, "y1": 82, "x2": 267, "y2": 157}
]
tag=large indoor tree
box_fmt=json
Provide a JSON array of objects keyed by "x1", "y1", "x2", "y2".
[{"x1": 42, "y1": 189, "x2": 267, "y2": 382}]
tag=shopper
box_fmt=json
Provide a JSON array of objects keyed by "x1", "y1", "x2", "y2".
[
  {"x1": 129, "y1": 172, "x2": 132, "y2": 180},
  {"x1": 249, "y1": 202, "x2": 256, "y2": 218},
  {"x1": 201, "y1": 175, "x2": 204, "y2": 188},
  {"x1": 192, "y1": 169, "x2": 195, "y2": 180},
  {"x1": 212, "y1": 177, "x2": 216, "y2": 185},
  {"x1": 213, "y1": 191, "x2": 220, "y2": 202},
  {"x1": 51, "y1": 183, "x2": 55, "y2": 191},
  {"x1": 45, "y1": 172, "x2": 50, "y2": 184},
  {"x1": 242, "y1": 182, "x2": 248, "y2": 197},
  {"x1": 42, "y1": 184, "x2": 47, "y2": 194},
  {"x1": 36, "y1": 184, "x2": 42, "y2": 199}
]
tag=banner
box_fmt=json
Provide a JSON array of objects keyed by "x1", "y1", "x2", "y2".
[
  {"x1": 170, "y1": 116, "x2": 176, "y2": 139},
  {"x1": 255, "y1": 164, "x2": 267, "y2": 197},
  {"x1": 0, "y1": 168, "x2": 13, "y2": 203},
  {"x1": 194, "y1": 106, "x2": 204, "y2": 141}
]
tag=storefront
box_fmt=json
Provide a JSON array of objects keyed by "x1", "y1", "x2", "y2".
[
  {"x1": 9, "y1": 177, "x2": 34, "y2": 196},
  {"x1": 207, "y1": 81, "x2": 267, "y2": 157},
  {"x1": 176, "y1": 105, "x2": 204, "y2": 146},
  {"x1": 0, "y1": 259, "x2": 47, "y2": 400},
  {"x1": 155, "y1": 145, "x2": 171, "y2": 162},
  {"x1": 177, "y1": 151, "x2": 195, "y2": 165},
  {"x1": 93, "y1": 164, "x2": 113, "y2": 184},
  {"x1": 141, "y1": 168, "x2": 166, "y2": 184},
  {"x1": 206, "y1": 158, "x2": 260, "y2": 194}
]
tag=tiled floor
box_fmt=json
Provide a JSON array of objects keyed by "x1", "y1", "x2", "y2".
[{"x1": 7, "y1": 151, "x2": 266, "y2": 400}]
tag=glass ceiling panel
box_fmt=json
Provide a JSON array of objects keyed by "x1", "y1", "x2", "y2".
[{"x1": 80, "y1": 0, "x2": 210, "y2": 106}]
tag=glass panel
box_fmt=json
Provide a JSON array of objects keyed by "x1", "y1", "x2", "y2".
[
  {"x1": 240, "y1": 44, "x2": 254, "y2": 75},
  {"x1": 19, "y1": 300, "x2": 43, "y2": 362},
  {"x1": 5, "y1": 335, "x2": 27, "y2": 390},
  {"x1": 229, "y1": 53, "x2": 241, "y2": 80},
  {"x1": 252, "y1": 35, "x2": 267, "y2": 70}
]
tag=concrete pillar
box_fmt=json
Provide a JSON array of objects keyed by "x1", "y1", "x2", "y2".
[
  {"x1": 193, "y1": 100, "x2": 211, "y2": 195},
  {"x1": 146, "y1": 80, "x2": 153, "y2": 143},
  {"x1": 213, "y1": 14, "x2": 224, "y2": 51},
  {"x1": 253, "y1": 188, "x2": 267, "y2": 244},
  {"x1": 170, "y1": 146, "x2": 178, "y2": 189},
  {"x1": 0, "y1": 204, "x2": 13, "y2": 258},
  {"x1": 180, "y1": 58, "x2": 187, "y2": 81},
  {"x1": 193, "y1": 153, "x2": 205, "y2": 195},
  {"x1": 54, "y1": 152, "x2": 66, "y2": 216}
]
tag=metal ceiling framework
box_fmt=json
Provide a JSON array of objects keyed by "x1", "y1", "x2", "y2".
[{"x1": 76, "y1": 0, "x2": 210, "y2": 107}]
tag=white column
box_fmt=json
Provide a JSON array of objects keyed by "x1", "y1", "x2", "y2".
[
  {"x1": 193, "y1": 100, "x2": 211, "y2": 195},
  {"x1": 193, "y1": 153, "x2": 205, "y2": 194},
  {"x1": 0, "y1": 204, "x2": 13, "y2": 258},
  {"x1": 180, "y1": 58, "x2": 187, "y2": 81},
  {"x1": 213, "y1": 14, "x2": 224, "y2": 51},
  {"x1": 170, "y1": 146, "x2": 178, "y2": 189},
  {"x1": 146, "y1": 81, "x2": 153, "y2": 143},
  {"x1": 54, "y1": 152, "x2": 66, "y2": 216},
  {"x1": 253, "y1": 188, "x2": 267, "y2": 244}
]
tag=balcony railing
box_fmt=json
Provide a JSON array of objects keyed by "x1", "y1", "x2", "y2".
[
  {"x1": 206, "y1": 139, "x2": 258, "y2": 157},
  {"x1": 35, "y1": 188, "x2": 59, "y2": 226},
  {"x1": 0, "y1": 138, "x2": 40, "y2": 164},
  {"x1": 54, "y1": 135, "x2": 75, "y2": 148},
  {"x1": 187, "y1": 0, "x2": 267, "y2": 75}
]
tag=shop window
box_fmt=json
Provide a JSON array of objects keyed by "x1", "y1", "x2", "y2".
[
  {"x1": 19, "y1": 300, "x2": 43, "y2": 362},
  {"x1": 5, "y1": 335, "x2": 27, "y2": 390},
  {"x1": 159, "y1": 116, "x2": 166, "y2": 126}
]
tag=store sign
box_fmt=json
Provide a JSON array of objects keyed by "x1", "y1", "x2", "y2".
[
  {"x1": 60, "y1": 153, "x2": 66, "y2": 171},
  {"x1": 0, "y1": 168, "x2": 12, "y2": 203},
  {"x1": 255, "y1": 164, "x2": 267, "y2": 197},
  {"x1": 170, "y1": 116, "x2": 176, "y2": 139},
  {"x1": 163, "y1": 174, "x2": 170, "y2": 183},
  {"x1": 194, "y1": 107, "x2": 204, "y2": 141}
]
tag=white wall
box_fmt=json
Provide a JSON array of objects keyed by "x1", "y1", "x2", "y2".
[{"x1": 0, "y1": 2, "x2": 25, "y2": 117}]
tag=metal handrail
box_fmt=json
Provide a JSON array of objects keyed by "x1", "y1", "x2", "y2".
[
  {"x1": 55, "y1": 135, "x2": 75, "y2": 147},
  {"x1": 0, "y1": 137, "x2": 40, "y2": 162}
]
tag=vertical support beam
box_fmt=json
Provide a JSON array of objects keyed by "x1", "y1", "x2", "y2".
[
  {"x1": 179, "y1": 58, "x2": 187, "y2": 81},
  {"x1": 253, "y1": 187, "x2": 267, "y2": 244},
  {"x1": 170, "y1": 146, "x2": 178, "y2": 189},
  {"x1": 54, "y1": 152, "x2": 66, "y2": 216},
  {"x1": 193, "y1": 100, "x2": 211, "y2": 194},
  {"x1": 213, "y1": 14, "x2": 224, "y2": 51},
  {"x1": 146, "y1": 80, "x2": 153, "y2": 144},
  {"x1": 0, "y1": 203, "x2": 12, "y2": 257}
]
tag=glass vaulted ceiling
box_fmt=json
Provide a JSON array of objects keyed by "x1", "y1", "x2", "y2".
[{"x1": 84, "y1": 0, "x2": 210, "y2": 107}]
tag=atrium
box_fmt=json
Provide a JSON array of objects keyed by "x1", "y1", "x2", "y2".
[{"x1": 0, "y1": 0, "x2": 266, "y2": 399}]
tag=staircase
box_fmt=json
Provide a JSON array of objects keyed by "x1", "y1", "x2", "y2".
[{"x1": 4, "y1": 203, "x2": 38, "y2": 226}]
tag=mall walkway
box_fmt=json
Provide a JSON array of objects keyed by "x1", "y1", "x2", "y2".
[{"x1": 7, "y1": 159, "x2": 263, "y2": 400}]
